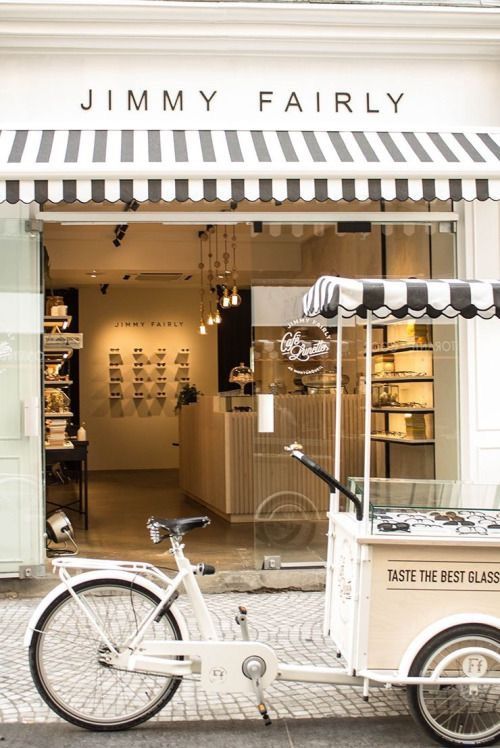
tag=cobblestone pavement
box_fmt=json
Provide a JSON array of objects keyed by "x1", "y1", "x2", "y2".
[{"x1": 0, "y1": 591, "x2": 408, "y2": 724}]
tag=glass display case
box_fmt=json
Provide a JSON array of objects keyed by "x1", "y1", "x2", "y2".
[{"x1": 348, "y1": 477, "x2": 500, "y2": 537}]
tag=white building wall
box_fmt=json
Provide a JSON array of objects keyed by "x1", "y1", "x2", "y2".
[{"x1": 459, "y1": 200, "x2": 500, "y2": 483}]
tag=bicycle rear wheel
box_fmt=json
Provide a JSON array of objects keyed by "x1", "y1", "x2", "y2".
[{"x1": 29, "y1": 578, "x2": 183, "y2": 731}]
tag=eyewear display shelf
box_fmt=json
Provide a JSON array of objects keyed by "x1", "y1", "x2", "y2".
[
  {"x1": 349, "y1": 477, "x2": 500, "y2": 539},
  {"x1": 370, "y1": 325, "x2": 435, "y2": 476},
  {"x1": 44, "y1": 315, "x2": 80, "y2": 450}
]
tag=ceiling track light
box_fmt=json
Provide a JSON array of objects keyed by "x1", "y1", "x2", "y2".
[{"x1": 111, "y1": 200, "x2": 138, "y2": 248}]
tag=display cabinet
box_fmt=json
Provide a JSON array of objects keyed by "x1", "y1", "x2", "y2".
[
  {"x1": 348, "y1": 477, "x2": 500, "y2": 538},
  {"x1": 370, "y1": 323, "x2": 435, "y2": 478},
  {"x1": 44, "y1": 315, "x2": 82, "y2": 449}
]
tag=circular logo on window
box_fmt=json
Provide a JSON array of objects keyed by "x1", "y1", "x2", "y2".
[{"x1": 280, "y1": 317, "x2": 332, "y2": 376}]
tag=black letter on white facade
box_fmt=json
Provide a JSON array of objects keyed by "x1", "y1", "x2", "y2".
[
  {"x1": 366, "y1": 93, "x2": 379, "y2": 114},
  {"x1": 81, "y1": 89, "x2": 93, "y2": 111},
  {"x1": 128, "y1": 90, "x2": 148, "y2": 111},
  {"x1": 164, "y1": 90, "x2": 183, "y2": 111},
  {"x1": 335, "y1": 92, "x2": 352, "y2": 113},
  {"x1": 285, "y1": 92, "x2": 303, "y2": 112},
  {"x1": 259, "y1": 91, "x2": 274, "y2": 111},
  {"x1": 387, "y1": 92, "x2": 404, "y2": 113},
  {"x1": 200, "y1": 90, "x2": 217, "y2": 111}
]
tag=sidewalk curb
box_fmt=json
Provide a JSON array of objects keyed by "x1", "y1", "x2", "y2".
[{"x1": 0, "y1": 569, "x2": 326, "y2": 598}]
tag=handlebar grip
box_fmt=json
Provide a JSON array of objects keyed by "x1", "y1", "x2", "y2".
[{"x1": 200, "y1": 563, "x2": 216, "y2": 576}]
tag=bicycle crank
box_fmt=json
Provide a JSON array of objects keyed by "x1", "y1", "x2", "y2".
[{"x1": 242, "y1": 656, "x2": 272, "y2": 725}]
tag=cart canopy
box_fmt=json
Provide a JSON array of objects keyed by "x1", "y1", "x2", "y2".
[{"x1": 303, "y1": 277, "x2": 500, "y2": 320}]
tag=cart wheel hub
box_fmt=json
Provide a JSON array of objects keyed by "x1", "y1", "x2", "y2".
[{"x1": 462, "y1": 654, "x2": 489, "y2": 678}]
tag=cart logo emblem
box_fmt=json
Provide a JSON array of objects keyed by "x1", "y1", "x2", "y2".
[
  {"x1": 337, "y1": 540, "x2": 354, "y2": 624},
  {"x1": 280, "y1": 317, "x2": 332, "y2": 375},
  {"x1": 208, "y1": 666, "x2": 227, "y2": 683},
  {"x1": 462, "y1": 655, "x2": 488, "y2": 678}
]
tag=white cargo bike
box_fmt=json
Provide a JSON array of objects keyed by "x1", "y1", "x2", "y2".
[{"x1": 26, "y1": 278, "x2": 500, "y2": 747}]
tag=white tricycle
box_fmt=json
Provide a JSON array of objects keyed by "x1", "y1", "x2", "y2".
[{"x1": 26, "y1": 277, "x2": 500, "y2": 747}]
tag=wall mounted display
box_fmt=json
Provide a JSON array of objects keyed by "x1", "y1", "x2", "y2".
[{"x1": 44, "y1": 313, "x2": 82, "y2": 450}]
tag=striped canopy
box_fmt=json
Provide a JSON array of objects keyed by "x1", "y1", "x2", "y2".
[
  {"x1": 303, "y1": 277, "x2": 500, "y2": 320},
  {"x1": 1, "y1": 129, "x2": 500, "y2": 204}
]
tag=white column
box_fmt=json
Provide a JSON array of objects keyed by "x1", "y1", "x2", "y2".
[{"x1": 458, "y1": 200, "x2": 500, "y2": 483}]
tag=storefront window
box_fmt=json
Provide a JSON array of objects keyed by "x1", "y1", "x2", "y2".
[
  {"x1": 41, "y1": 203, "x2": 458, "y2": 573},
  {"x1": 250, "y1": 218, "x2": 457, "y2": 570}
]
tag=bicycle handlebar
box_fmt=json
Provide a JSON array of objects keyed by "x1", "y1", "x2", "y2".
[{"x1": 285, "y1": 446, "x2": 363, "y2": 521}]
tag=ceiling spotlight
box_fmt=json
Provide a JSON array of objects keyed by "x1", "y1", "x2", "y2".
[
  {"x1": 127, "y1": 199, "x2": 139, "y2": 212},
  {"x1": 100, "y1": 284, "x2": 109, "y2": 295},
  {"x1": 112, "y1": 238, "x2": 121, "y2": 248},
  {"x1": 115, "y1": 225, "x2": 128, "y2": 240}
]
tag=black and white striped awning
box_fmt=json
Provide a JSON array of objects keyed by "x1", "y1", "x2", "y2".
[
  {"x1": 303, "y1": 277, "x2": 500, "y2": 320},
  {"x1": 1, "y1": 129, "x2": 500, "y2": 204}
]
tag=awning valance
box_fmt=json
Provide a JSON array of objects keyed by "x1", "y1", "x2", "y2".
[
  {"x1": 1, "y1": 129, "x2": 500, "y2": 204},
  {"x1": 303, "y1": 277, "x2": 500, "y2": 320}
]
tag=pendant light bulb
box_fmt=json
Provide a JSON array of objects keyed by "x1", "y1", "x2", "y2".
[
  {"x1": 215, "y1": 309, "x2": 222, "y2": 324},
  {"x1": 207, "y1": 311, "x2": 215, "y2": 326},
  {"x1": 220, "y1": 287, "x2": 231, "y2": 309},
  {"x1": 199, "y1": 319, "x2": 207, "y2": 335},
  {"x1": 230, "y1": 286, "x2": 242, "y2": 307}
]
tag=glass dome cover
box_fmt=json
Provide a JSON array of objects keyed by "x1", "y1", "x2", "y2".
[{"x1": 229, "y1": 362, "x2": 254, "y2": 386}]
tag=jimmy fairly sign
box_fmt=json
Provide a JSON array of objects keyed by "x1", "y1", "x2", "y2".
[{"x1": 280, "y1": 320, "x2": 331, "y2": 375}]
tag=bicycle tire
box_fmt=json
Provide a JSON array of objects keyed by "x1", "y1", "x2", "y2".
[
  {"x1": 29, "y1": 577, "x2": 183, "y2": 731},
  {"x1": 407, "y1": 624, "x2": 500, "y2": 747}
]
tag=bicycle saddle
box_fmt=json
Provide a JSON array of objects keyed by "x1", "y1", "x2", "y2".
[{"x1": 147, "y1": 516, "x2": 211, "y2": 541}]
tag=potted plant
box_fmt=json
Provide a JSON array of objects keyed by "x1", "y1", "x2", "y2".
[{"x1": 175, "y1": 383, "x2": 201, "y2": 413}]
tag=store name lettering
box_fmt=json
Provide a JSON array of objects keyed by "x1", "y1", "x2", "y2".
[
  {"x1": 280, "y1": 331, "x2": 329, "y2": 362},
  {"x1": 79, "y1": 89, "x2": 405, "y2": 114},
  {"x1": 113, "y1": 321, "x2": 184, "y2": 327}
]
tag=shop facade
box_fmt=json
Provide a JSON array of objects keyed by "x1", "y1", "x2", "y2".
[{"x1": 1, "y1": 0, "x2": 500, "y2": 577}]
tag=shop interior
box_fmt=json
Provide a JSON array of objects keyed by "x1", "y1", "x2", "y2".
[{"x1": 42, "y1": 199, "x2": 459, "y2": 570}]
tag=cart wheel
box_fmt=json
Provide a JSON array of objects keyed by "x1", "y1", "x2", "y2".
[{"x1": 407, "y1": 624, "x2": 500, "y2": 747}]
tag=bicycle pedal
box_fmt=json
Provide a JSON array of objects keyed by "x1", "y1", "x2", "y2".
[{"x1": 258, "y1": 703, "x2": 272, "y2": 726}]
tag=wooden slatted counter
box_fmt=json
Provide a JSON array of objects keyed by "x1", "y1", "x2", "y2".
[{"x1": 179, "y1": 394, "x2": 364, "y2": 522}]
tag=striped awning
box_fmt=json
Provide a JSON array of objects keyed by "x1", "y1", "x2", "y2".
[
  {"x1": 303, "y1": 277, "x2": 500, "y2": 320},
  {"x1": 1, "y1": 129, "x2": 500, "y2": 204}
]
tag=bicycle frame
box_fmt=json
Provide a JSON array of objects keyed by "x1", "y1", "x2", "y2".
[{"x1": 42, "y1": 539, "x2": 500, "y2": 694}]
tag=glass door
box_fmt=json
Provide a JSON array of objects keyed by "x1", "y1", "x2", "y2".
[
  {"x1": 0, "y1": 204, "x2": 44, "y2": 577},
  {"x1": 252, "y1": 282, "x2": 333, "y2": 570}
]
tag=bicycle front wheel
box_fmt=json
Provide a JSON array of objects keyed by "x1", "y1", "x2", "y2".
[
  {"x1": 407, "y1": 624, "x2": 500, "y2": 747},
  {"x1": 29, "y1": 578, "x2": 183, "y2": 731}
]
